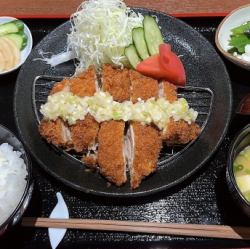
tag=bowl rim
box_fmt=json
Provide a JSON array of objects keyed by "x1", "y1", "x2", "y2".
[
  {"x1": 228, "y1": 123, "x2": 250, "y2": 207},
  {"x1": 215, "y1": 3, "x2": 250, "y2": 66},
  {"x1": 0, "y1": 16, "x2": 33, "y2": 75},
  {"x1": 0, "y1": 124, "x2": 33, "y2": 231}
]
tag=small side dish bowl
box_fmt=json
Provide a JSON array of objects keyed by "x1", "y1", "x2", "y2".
[
  {"x1": 226, "y1": 124, "x2": 250, "y2": 218},
  {"x1": 0, "y1": 16, "x2": 33, "y2": 75},
  {"x1": 0, "y1": 124, "x2": 33, "y2": 236},
  {"x1": 215, "y1": 4, "x2": 250, "y2": 70}
]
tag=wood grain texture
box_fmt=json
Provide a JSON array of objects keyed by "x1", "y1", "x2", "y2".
[
  {"x1": 22, "y1": 217, "x2": 250, "y2": 240},
  {"x1": 0, "y1": 0, "x2": 250, "y2": 18}
]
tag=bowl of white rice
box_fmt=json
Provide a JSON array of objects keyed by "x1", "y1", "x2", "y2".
[{"x1": 0, "y1": 124, "x2": 32, "y2": 235}]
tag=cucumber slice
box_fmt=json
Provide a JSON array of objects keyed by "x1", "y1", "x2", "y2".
[
  {"x1": 132, "y1": 27, "x2": 149, "y2": 60},
  {"x1": 4, "y1": 33, "x2": 27, "y2": 50},
  {"x1": 124, "y1": 45, "x2": 141, "y2": 69},
  {"x1": 143, "y1": 16, "x2": 164, "y2": 55},
  {"x1": 0, "y1": 20, "x2": 24, "y2": 36}
]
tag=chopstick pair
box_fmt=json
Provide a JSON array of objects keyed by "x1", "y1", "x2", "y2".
[{"x1": 22, "y1": 217, "x2": 250, "y2": 240}]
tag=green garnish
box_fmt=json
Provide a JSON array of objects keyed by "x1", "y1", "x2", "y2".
[
  {"x1": 231, "y1": 21, "x2": 250, "y2": 35},
  {"x1": 228, "y1": 21, "x2": 250, "y2": 54},
  {"x1": 233, "y1": 164, "x2": 244, "y2": 173}
]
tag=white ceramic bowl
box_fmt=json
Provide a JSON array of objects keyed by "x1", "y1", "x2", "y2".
[
  {"x1": 0, "y1": 16, "x2": 33, "y2": 75},
  {"x1": 215, "y1": 4, "x2": 250, "y2": 70}
]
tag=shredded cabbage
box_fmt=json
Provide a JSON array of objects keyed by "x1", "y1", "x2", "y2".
[{"x1": 67, "y1": 0, "x2": 143, "y2": 72}]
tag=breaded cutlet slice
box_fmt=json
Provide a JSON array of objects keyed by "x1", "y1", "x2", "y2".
[
  {"x1": 97, "y1": 120, "x2": 127, "y2": 186},
  {"x1": 40, "y1": 77, "x2": 72, "y2": 148},
  {"x1": 102, "y1": 64, "x2": 130, "y2": 102},
  {"x1": 82, "y1": 154, "x2": 98, "y2": 169},
  {"x1": 158, "y1": 81, "x2": 201, "y2": 144},
  {"x1": 126, "y1": 122, "x2": 162, "y2": 189},
  {"x1": 69, "y1": 114, "x2": 99, "y2": 152},
  {"x1": 50, "y1": 78, "x2": 70, "y2": 95},
  {"x1": 49, "y1": 66, "x2": 97, "y2": 97},
  {"x1": 70, "y1": 66, "x2": 97, "y2": 97},
  {"x1": 67, "y1": 67, "x2": 99, "y2": 152},
  {"x1": 46, "y1": 66, "x2": 100, "y2": 153},
  {"x1": 39, "y1": 118, "x2": 72, "y2": 147},
  {"x1": 162, "y1": 118, "x2": 201, "y2": 145},
  {"x1": 159, "y1": 81, "x2": 177, "y2": 103},
  {"x1": 129, "y1": 70, "x2": 158, "y2": 103}
]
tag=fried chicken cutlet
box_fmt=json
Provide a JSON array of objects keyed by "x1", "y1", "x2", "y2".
[
  {"x1": 159, "y1": 81, "x2": 177, "y2": 103},
  {"x1": 97, "y1": 121, "x2": 127, "y2": 186},
  {"x1": 126, "y1": 122, "x2": 162, "y2": 189},
  {"x1": 70, "y1": 114, "x2": 99, "y2": 152},
  {"x1": 159, "y1": 81, "x2": 201, "y2": 144},
  {"x1": 39, "y1": 118, "x2": 71, "y2": 147},
  {"x1": 50, "y1": 66, "x2": 97, "y2": 96},
  {"x1": 102, "y1": 64, "x2": 130, "y2": 102},
  {"x1": 129, "y1": 70, "x2": 158, "y2": 103},
  {"x1": 126, "y1": 70, "x2": 162, "y2": 188},
  {"x1": 98, "y1": 66, "x2": 129, "y2": 185},
  {"x1": 162, "y1": 118, "x2": 200, "y2": 145},
  {"x1": 68, "y1": 67, "x2": 99, "y2": 153},
  {"x1": 39, "y1": 66, "x2": 99, "y2": 154}
]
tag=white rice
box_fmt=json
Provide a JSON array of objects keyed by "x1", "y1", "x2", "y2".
[{"x1": 0, "y1": 143, "x2": 27, "y2": 225}]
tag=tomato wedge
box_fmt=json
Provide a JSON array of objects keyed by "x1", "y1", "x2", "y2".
[
  {"x1": 159, "y1": 44, "x2": 186, "y2": 86},
  {"x1": 136, "y1": 43, "x2": 186, "y2": 86},
  {"x1": 136, "y1": 54, "x2": 167, "y2": 79}
]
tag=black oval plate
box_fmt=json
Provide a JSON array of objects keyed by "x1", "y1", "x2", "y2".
[{"x1": 14, "y1": 8, "x2": 232, "y2": 197}]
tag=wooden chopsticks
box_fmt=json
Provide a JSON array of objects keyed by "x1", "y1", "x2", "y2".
[{"x1": 22, "y1": 217, "x2": 250, "y2": 240}]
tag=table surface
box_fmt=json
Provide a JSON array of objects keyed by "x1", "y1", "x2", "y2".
[
  {"x1": 0, "y1": 17, "x2": 250, "y2": 249},
  {"x1": 0, "y1": 0, "x2": 250, "y2": 18}
]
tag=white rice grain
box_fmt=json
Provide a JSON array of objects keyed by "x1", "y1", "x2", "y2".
[{"x1": 0, "y1": 143, "x2": 27, "y2": 225}]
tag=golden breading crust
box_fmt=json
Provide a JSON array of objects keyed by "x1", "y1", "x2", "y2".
[
  {"x1": 50, "y1": 78, "x2": 70, "y2": 95},
  {"x1": 39, "y1": 119, "x2": 70, "y2": 147},
  {"x1": 50, "y1": 66, "x2": 96, "y2": 97},
  {"x1": 161, "y1": 81, "x2": 177, "y2": 103},
  {"x1": 70, "y1": 66, "x2": 97, "y2": 97},
  {"x1": 102, "y1": 64, "x2": 130, "y2": 102},
  {"x1": 160, "y1": 82, "x2": 200, "y2": 144},
  {"x1": 45, "y1": 66, "x2": 99, "y2": 153},
  {"x1": 69, "y1": 114, "x2": 99, "y2": 152},
  {"x1": 82, "y1": 154, "x2": 97, "y2": 169},
  {"x1": 129, "y1": 70, "x2": 158, "y2": 103},
  {"x1": 68, "y1": 67, "x2": 99, "y2": 152},
  {"x1": 162, "y1": 118, "x2": 201, "y2": 144},
  {"x1": 130, "y1": 122, "x2": 162, "y2": 189},
  {"x1": 97, "y1": 120, "x2": 126, "y2": 186}
]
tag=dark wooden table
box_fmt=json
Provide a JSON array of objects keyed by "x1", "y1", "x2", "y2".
[
  {"x1": 0, "y1": 2, "x2": 250, "y2": 248},
  {"x1": 0, "y1": 0, "x2": 250, "y2": 18}
]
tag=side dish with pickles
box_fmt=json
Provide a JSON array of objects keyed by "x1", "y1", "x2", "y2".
[{"x1": 0, "y1": 20, "x2": 28, "y2": 72}]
